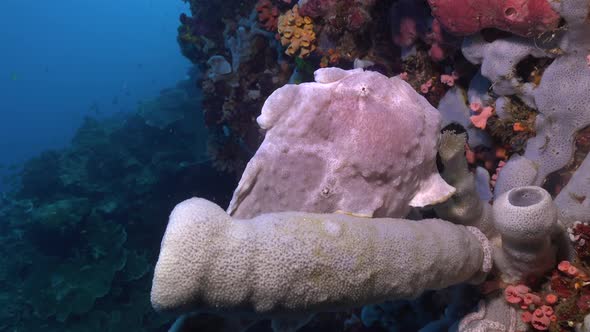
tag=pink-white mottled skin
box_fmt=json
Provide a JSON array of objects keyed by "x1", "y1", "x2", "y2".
[
  {"x1": 227, "y1": 68, "x2": 454, "y2": 219},
  {"x1": 428, "y1": 0, "x2": 561, "y2": 37}
]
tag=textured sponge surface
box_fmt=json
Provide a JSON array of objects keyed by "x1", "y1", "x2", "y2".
[
  {"x1": 228, "y1": 68, "x2": 453, "y2": 219},
  {"x1": 151, "y1": 198, "x2": 486, "y2": 314},
  {"x1": 493, "y1": 186, "x2": 556, "y2": 243}
]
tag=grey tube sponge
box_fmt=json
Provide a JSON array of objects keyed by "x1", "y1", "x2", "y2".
[
  {"x1": 434, "y1": 131, "x2": 496, "y2": 237},
  {"x1": 458, "y1": 295, "x2": 527, "y2": 332},
  {"x1": 151, "y1": 198, "x2": 491, "y2": 315},
  {"x1": 492, "y1": 186, "x2": 557, "y2": 281}
]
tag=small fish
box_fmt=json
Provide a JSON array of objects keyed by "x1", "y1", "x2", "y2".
[
  {"x1": 112, "y1": 96, "x2": 119, "y2": 105},
  {"x1": 10, "y1": 72, "x2": 18, "y2": 81}
]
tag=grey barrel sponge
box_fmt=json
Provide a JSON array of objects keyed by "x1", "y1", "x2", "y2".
[{"x1": 492, "y1": 186, "x2": 557, "y2": 281}]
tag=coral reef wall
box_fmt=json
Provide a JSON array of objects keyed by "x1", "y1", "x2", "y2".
[
  {"x1": 0, "y1": 73, "x2": 237, "y2": 332},
  {"x1": 164, "y1": 0, "x2": 590, "y2": 331}
]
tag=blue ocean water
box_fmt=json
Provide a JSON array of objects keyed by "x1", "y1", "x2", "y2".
[
  {"x1": 0, "y1": 0, "x2": 190, "y2": 192},
  {"x1": 0, "y1": 1, "x2": 236, "y2": 331}
]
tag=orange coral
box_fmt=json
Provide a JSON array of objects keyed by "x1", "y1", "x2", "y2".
[
  {"x1": 513, "y1": 122, "x2": 527, "y2": 132},
  {"x1": 277, "y1": 5, "x2": 316, "y2": 58},
  {"x1": 470, "y1": 106, "x2": 494, "y2": 129}
]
